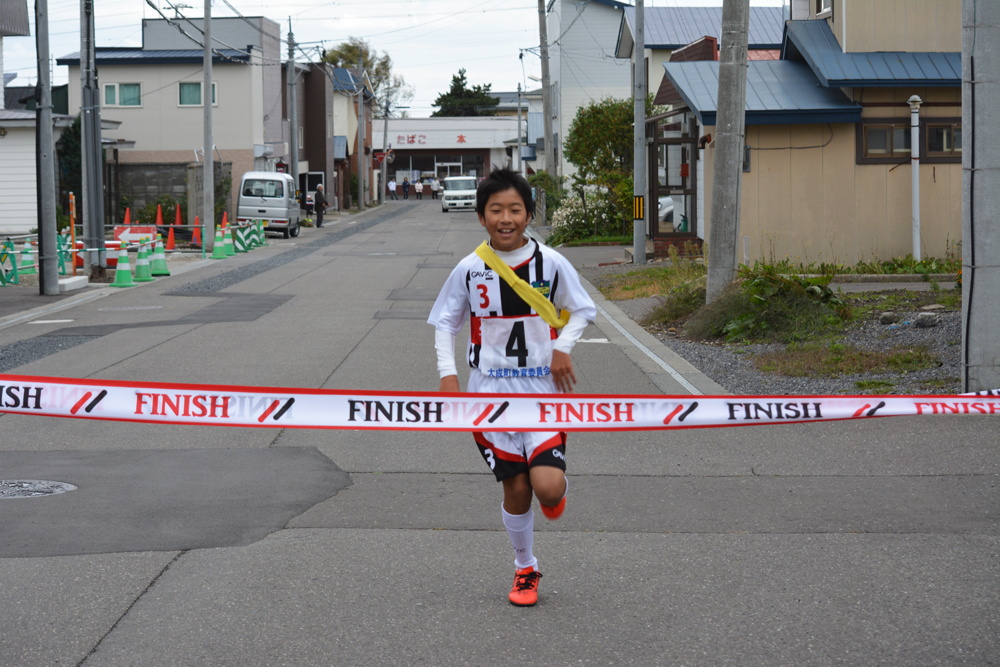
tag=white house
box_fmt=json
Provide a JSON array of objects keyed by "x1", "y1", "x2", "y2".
[{"x1": 546, "y1": 0, "x2": 632, "y2": 180}]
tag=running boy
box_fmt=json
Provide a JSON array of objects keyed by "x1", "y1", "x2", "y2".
[{"x1": 428, "y1": 167, "x2": 597, "y2": 607}]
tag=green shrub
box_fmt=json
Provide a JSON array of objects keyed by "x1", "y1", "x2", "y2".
[
  {"x1": 684, "y1": 261, "x2": 851, "y2": 343},
  {"x1": 528, "y1": 171, "x2": 566, "y2": 221},
  {"x1": 546, "y1": 193, "x2": 620, "y2": 245}
]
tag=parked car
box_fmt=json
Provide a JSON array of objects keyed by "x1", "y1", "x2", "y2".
[
  {"x1": 658, "y1": 196, "x2": 674, "y2": 224},
  {"x1": 237, "y1": 171, "x2": 300, "y2": 238},
  {"x1": 441, "y1": 176, "x2": 478, "y2": 213}
]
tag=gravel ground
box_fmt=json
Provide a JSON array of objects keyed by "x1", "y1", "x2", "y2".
[
  {"x1": 578, "y1": 264, "x2": 964, "y2": 396},
  {"x1": 0, "y1": 335, "x2": 99, "y2": 374}
]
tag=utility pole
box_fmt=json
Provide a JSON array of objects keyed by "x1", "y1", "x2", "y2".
[
  {"x1": 962, "y1": 0, "x2": 1000, "y2": 391},
  {"x1": 380, "y1": 100, "x2": 389, "y2": 205},
  {"x1": 35, "y1": 0, "x2": 57, "y2": 294},
  {"x1": 706, "y1": 0, "x2": 750, "y2": 302},
  {"x1": 80, "y1": 0, "x2": 106, "y2": 277},
  {"x1": 632, "y1": 0, "x2": 646, "y2": 265},
  {"x1": 203, "y1": 0, "x2": 214, "y2": 249},
  {"x1": 357, "y1": 57, "x2": 364, "y2": 212},
  {"x1": 517, "y1": 83, "x2": 523, "y2": 176},
  {"x1": 287, "y1": 19, "x2": 299, "y2": 216},
  {"x1": 537, "y1": 0, "x2": 555, "y2": 177}
]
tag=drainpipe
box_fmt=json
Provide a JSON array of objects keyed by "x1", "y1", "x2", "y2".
[{"x1": 908, "y1": 95, "x2": 922, "y2": 260}]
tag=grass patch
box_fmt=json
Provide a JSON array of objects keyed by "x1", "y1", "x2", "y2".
[
  {"x1": 560, "y1": 235, "x2": 632, "y2": 247},
  {"x1": 753, "y1": 342, "x2": 940, "y2": 377},
  {"x1": 595, "y1": 246, "x2": 706, "y2": 308},
  {"x1": 855, "y1": 379, "x2": 897, "y2": 392},
  {"x1": 920, "y1": 377, "x2": 960, "y2": 390}
]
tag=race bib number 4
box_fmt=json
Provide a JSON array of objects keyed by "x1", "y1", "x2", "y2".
[{"x1": 479, "y1": 316, "x2": 553, "y2": 378}]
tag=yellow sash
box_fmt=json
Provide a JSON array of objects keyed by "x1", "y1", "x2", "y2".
[{"x1": 475, "y1": 241, "x2": 569, "y2": 329}]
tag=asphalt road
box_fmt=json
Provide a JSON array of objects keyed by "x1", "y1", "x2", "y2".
[{"x1": 1, "y1": 201, "x2": 997, "y2": 667}]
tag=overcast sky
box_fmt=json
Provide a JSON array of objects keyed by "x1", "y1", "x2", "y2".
[{"x1": 4, "y1": 0, "x2": 781, "y2": 117}]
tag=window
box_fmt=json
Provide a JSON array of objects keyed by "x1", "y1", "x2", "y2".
[
  {"x1": 104, "y1": 83, "x2": 141, "y2": 107},
  {"x1": 816, "y1": 0, "x2": 833, "y2": 17},
  {"x1": 178, "y1": 82, "x2": 217, "y2": 106},
  {"x1": 298, "y1": 127, "x2": 304, "y2": 150},
  {"x1": 927, "y1": 123, "x2": 962, "y2": 157},
  {"x1": 242, "y1": 179, "x2": 284, "y2": 198},
  {"x1": 856, "y1": 118, "x2": 962, "y2": 165}
]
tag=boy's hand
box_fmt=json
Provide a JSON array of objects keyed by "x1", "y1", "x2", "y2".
[
  {"x1": 550, "y1": 350, "x2": 577, "y2": 393},
  {"x1": 439, "y1": 375, "x2": 460, "y2": 393}
]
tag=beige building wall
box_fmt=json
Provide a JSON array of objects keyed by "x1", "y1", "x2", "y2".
[
  {"x1": 702, "y1": 94, "x2": 962, "y2": 266},
  {"x1": 820, "y1": 0, "x2": 961, "y2": 53},
  {"x1": 64, "y1": 56, "x2": 265, "y2": 214}
]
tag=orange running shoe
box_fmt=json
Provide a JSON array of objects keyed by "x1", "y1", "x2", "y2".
[
  {"x1": 508, "y1": 567, "x2": 542, "y2": 607},
  {"x1": 540, "y1": 495, "x2": 566, "y2": 520}
]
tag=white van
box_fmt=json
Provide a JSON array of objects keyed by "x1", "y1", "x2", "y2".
[
  {"x1": 440, "y1": 176, "x2": 478, "y2": 213},
  {"x1": 237, "y1": 171, "x2": 301, "y2": 238}
]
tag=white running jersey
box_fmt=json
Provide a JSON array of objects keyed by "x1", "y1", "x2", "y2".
[{"x1": 428, "y1": 239, "x2": 597, "y2": 380}]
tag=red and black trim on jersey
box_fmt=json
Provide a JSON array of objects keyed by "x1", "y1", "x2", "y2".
[{"x1": 464, "y1": 240, "x2": 560, "y2": 369}]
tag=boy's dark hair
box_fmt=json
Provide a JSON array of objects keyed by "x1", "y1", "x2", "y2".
[{"x1": 476, "y1": 166, "x2": 534, "y2": 219}]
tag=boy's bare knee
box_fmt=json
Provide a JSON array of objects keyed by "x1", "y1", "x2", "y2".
[
  {"x1": 502, "y1": 474, "x2": 533, "y2": 515},
  {"x1": 529, "y1": 467, "x2": 566, "y2": 506}
]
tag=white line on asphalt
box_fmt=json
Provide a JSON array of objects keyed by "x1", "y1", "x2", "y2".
[
  {"x1": 0, "y1": 288, "x2": 112, "y2": 332},
  {"x1": 577, "y1": 338, "x2": 610, "y2": 343},
  {"x1": 594, "y1": 302, "x2": 703, "y2": 395},
  {"x1": 29, "y1": 319, "x2": 75, "y2": 324}
]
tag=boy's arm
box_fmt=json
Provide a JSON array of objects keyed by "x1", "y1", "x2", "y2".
[
  {"x1": 550, "y1": 311, "x2": 589, "y2": 393},
  {"x1": 435, "y1": 328, "x2": 460, "y2": 393}
]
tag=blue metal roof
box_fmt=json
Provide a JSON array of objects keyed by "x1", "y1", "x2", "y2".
[
  {"x1": 329, "y1": 67, "x2": 360, "y2": 92},
  {"x1": 56, "y1": 48, "x2": 250, "y2": 66},
  {"x1": 622, "y1": 6, "x2": 784, "y2": 50},
  {"x1": 333, "y1": 136, "x2": 348, "y2": 161},
  {"x1": 782, "y1": 20, "x2": 961, "y2": 87},
  {"x1": 662, "y1": 59, "x2": 862, "y2": 126}
]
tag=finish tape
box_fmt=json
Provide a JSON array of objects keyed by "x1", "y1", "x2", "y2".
[{"x1": 1, "y1": 374, "x2": 997, "y2": 432}]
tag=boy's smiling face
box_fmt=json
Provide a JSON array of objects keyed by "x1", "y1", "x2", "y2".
[{"x1": 479, "y1": 187, "x2": 531, "y2": 252}]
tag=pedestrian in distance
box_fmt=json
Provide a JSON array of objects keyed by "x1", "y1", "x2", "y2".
[
  {"x1": 402, "y1": 178, "x2": 410, "y2": 200},
  {"x1": 430, "y1": 177, "x2": 440, "y2": 200},
  {"x1": 314, "y1": 184, "x2": 327, "y2": 228},
  {"x1": 428, "y1": 166, "x2": 596, "y2": 607},
  {"x1": 415, "y1": 180, "x2": 424, "y2": 200},
  {"x1": 388, "y1": 178, "x2": 398, "y2": 200}
]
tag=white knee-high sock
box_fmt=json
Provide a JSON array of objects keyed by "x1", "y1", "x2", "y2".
[{"x1": 501, "y1": 504, "x2": 537, "y2": 571}]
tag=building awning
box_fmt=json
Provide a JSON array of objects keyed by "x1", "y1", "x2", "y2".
[
  {"x1": 782, "y1": 20, "x2": 961, "y2": 87},
  {"x1": 333, "y1": 136, "x2": 348, "y2": 161},
  {"x1": 662, "y1": 59, "x2": 862, "y2": 126}
]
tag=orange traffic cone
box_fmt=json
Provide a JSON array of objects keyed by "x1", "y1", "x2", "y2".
[
  {"x1": 192, "y1": 216, "x2": 202, "y2": 245},
  {"x1": 154, "y1": 204, "x2": 164, "y2": 227},
  {"x1": 123, "y1": 208, "x2": 131, "y2": 225},
  {"x1": 166, "y1": 205, "x2": 181, "y2": 250}
]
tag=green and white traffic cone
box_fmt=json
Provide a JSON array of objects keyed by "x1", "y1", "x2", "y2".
[
  {"x1": 110, "y1": 242, "x2": 135, "y2": 288},
  {"x1": 234, "y1": 224, "x2": 247, "y2": 253},
  {"x1": 151, "y1": 234, "x2": 171, "y2": 276},
  {"x1": 134, "y1": 239, "x2": 154, "y2": 282},
  {"x1": 18, "y1": 241, "x2": 37, "y2": 275},
  {"x1": 246, "y1": 223, "x2": 260, "y2": 249},
  {"x1": 257, "y1": 220, "x2": 269, "y2": 246},
  {"x1": 222, "y1": 220, "x2": 235, "y2": 257},
  {"x1": 210, "y1": 224, "x2": 227, "y2": 260}
]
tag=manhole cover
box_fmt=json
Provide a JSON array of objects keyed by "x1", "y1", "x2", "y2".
[
  {"x1": 98, "y1": 305, "x2": 164, "y2": 312},
  {"x1": 0, "y1": 480, "x2": 77, "y2": 498}
]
